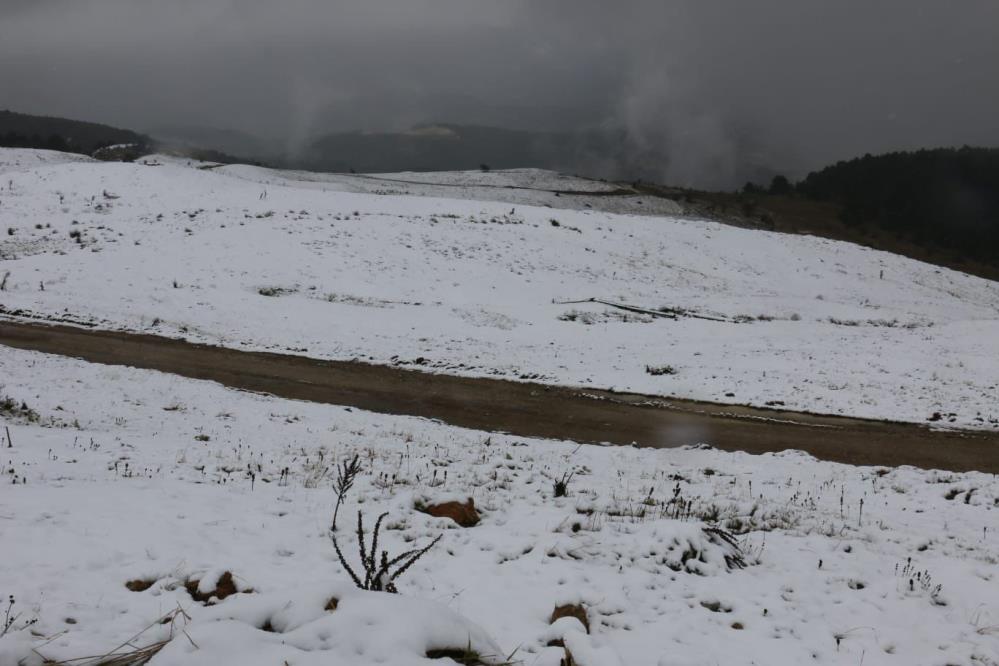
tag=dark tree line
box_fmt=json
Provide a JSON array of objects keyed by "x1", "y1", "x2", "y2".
[
  {"x1": 1, "y1": 131, "x2": 75, "y2": 153},
  {"x1": 0, "y1": 109, "x2": 149, "y2": 156},
  {"x1": 747, "y1": 147, "x2": 999, "y2": 265}
]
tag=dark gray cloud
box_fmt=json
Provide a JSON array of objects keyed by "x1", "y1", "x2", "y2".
[{"x1": 2, "y1": 0, "x2": 997, "y2": 187}]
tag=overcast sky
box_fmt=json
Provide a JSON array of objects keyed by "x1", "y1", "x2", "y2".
[{"x1": 2, "y1": 0, "x2": 997, "y2": 186}]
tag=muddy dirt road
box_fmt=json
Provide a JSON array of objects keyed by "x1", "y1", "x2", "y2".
[{"x1": 1, "y1": 319, "x2": 996, "y2": 473}]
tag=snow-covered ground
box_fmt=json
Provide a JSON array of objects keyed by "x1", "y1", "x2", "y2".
[
  {"x1": 208, "y1": 162, "x2": 685, "y2": 216},
  {"x1": 1, "y1": 347, "x2": 997, "y2": 665},
  {"x1": 0, "y1": 147, "x2": 997, "y2": 429}
]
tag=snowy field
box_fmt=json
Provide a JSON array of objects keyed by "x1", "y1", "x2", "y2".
[
  {"x1": 0, "y1": 148, "x2": 998, "y2": 430},
  {"x1": 1, "y1": 347, "x2": 997, "y2": 665}
]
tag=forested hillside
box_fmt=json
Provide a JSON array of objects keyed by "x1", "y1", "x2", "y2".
[
  {"x1": 0, "y1": 109, "x2": 149, "y2": 155},
  {"x1": 797, "y1": 147, "x2": 999, "y2": 263}
]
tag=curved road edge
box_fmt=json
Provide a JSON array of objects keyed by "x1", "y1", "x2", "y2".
[{"x1": 0, "y1": 318, "x2": 996, "y2": 473}]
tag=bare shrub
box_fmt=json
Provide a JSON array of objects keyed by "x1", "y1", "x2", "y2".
[
  {"x1": 553, "y1": 470, "x2": 574, "y2": 498},
  {"x1": 331, "y1": 511, "x2": 441, "y2": 593},
  {"x1": 0, "y1": 396, "x2": 39, "y2": 423},
  {"x1": 331, "y1": 454, "x2": 362, "y2": 532}
]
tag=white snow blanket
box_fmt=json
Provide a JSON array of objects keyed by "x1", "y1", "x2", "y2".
[{"x1": 0, "y1": 347, "x2": 996, "y2": 665}]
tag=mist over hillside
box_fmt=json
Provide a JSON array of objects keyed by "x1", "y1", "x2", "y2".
[
  {"x1": 144, "y1": 125, "x2": 280, "y2": 161},
  {"x1": 141, "y1": 121, "x2": 784, "y2": 188},
  {"x1": 300, "y1": 124, "x2": 782, "y2": 186}
]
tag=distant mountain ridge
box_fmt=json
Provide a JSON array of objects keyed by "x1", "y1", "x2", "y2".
[
  {"x1": 0, "y1": 110, "x2": 780, "y2": 186},
  {"x1": 301, "y1": 124, "x2": 619, "y2": 175},
  {"x1": 300, "y1": 123, "x2": 787, "y2": 190},
  {"x1": 4, "y1": 109, "x2": 997, "y2": 273}
]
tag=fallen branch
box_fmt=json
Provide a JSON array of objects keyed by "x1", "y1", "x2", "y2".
[
  {"x1": 554, "y1": 298, "x2": 676, "y2": 320},
  {"x1": 553, "y1": 297, "x2": 730, "y2": 323}
]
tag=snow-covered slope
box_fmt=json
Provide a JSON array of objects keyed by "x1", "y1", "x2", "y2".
[
  {"x1": 0, "y1": 147, "x2": 94, "y2": 174},
  {"x1": 0, "y1": 148, "x2": 997, "y2": 428},
  {"x1": 0, "y1": 347, "x2": 996, "y2": 665}
]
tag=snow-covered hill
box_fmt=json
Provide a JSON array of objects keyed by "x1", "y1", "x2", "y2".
[
  {"x1": 0, "y1": 148, "x2": 997, "y2": 428},
  {"x1": 0, "y1": 147, "x2": 94, "y2": 174}
]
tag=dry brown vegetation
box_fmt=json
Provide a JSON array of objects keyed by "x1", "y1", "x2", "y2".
[{"x1": 635, "y1": 183, "x2": 999, "y2": 281}]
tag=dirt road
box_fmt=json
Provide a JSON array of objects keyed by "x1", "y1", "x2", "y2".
[{"x1": 1, "y1": 319, "x2": 996, "y2": 473}]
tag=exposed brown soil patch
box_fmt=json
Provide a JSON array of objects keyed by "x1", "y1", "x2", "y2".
[
  {"x1": 185, "y1": 571, "x2": 245, "y2": 605},
  {"x1": 547, "y1": 602, "x2": 589, "y2": 647},
  {"x1": 425, "y1": 648, "x2": 488, "y2": 665},
  {"x1": 125, "y1": 579, "x2": 155, "y2": 592},
  {"x1": 419, "y1": 499, "x2": 480, "y2": 527},
  {"x1": 550, "y1": 603, "x2": 589, "y2": 633}
]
